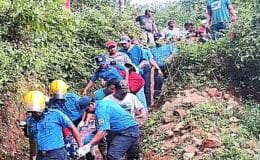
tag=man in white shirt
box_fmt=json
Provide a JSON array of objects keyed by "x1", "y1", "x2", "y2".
[
  {"x1": 161, "y1": 20, "x2": 180, "y2": 41},
  {"x1": 104, "y1": 80, "x2": 147, "y2": 124}
]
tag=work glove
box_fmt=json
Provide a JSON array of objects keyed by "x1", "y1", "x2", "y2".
[
  {"x1": 77, "y1": 121, "x2": 85, "y2": 129},
  {"x1": 76, "y1": 143, "x2": 92, "y2": 158}
]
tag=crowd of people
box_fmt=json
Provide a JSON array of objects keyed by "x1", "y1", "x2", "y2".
[{"x1": 22, "y1": 0, "x2": 237, "y2": 159}]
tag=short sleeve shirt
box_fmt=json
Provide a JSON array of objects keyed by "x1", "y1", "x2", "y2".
[
  {"x1": 207, "y1": 0, "x2": 231, "y2": 25},
  {"x1": 27, "y1": 109, "x2": 73, "y2": 151},
  {"x1": 104, "y1": 93, "x2": 144, "y2": 116},
  {"x1": 95, "y1": 100, "x2": 137, "y2": 131},
  {"x1": 91, "y1": 65, "x2": 124, "y2": 82},
  {"x1": 151, "y1": 44, "x2": 178, "y2": 67},
  {"x1": 94, "y1": 88, "x2": 106, "y2": 100},
  {"x1": 107, "y1": 52, "x2": 132, "y2": 65},
  {"x1": 120, "y1": 45, "x2": 147, "y2": 66},
  {"x1": 49, "y1": 92, "x2": 82, "y2": 122}
]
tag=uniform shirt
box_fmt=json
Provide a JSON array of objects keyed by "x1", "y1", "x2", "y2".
[
  {"x1": 120, "y1": 45, "x2": 147, "y2": 66},
  {"x1": 104, "y1": 93, "x2": 144, "y2": 116},
  {"x1": 151, "y1": 44, "x2": 178, "y2": 67},
  {"x1": 95, "y1": 100, "x2": 137, "y2": 131},
  {"x1": 49, "y1": 92, "x2": 82, "y2": 122},
  {"x1": 91, "y1": 65, "x2": 123, "y2": 82},
  {"x1": 207, "y1": 0, "x2": 231, "y2": 25},
  {"x1": 27, "y1": 109, "x2": 73, "y2": 151},
  {"x1": 107, "y1": 52, "x2": 132, "y2": 65},
  {"x1": 94, "y1": 88, "x2": 106, "y2": 100}
]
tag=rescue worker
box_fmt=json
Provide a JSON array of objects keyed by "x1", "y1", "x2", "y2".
[
  {"x1": 83, "y1": 54, "x2": 126, "y2": 96},
  {"x1": 24, "y1": 90, "x2": 83, "y2": 160},
  {"x1": 48, "y1": 80, "x2": 82, "y2": 126},
  {"x1": 77, "y1": 97, "x2": 140, "y2": 160}
]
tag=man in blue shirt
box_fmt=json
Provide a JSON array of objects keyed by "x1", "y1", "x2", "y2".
[
  {"x1": 83, "y1": 54, "x2": 124, "y2": 96},
  {"x1": 77, "y1": 97, "x2": 140, "y2": 160},
  {"x1": 119, "y1": 36, "x2": 152, "y2": 107},
  {"x1": 151, "y1": 34, "x2": 178, "y2": 99},
  {"x1": 24, "y1": 91, "x2": 83, "y2": 160},
  {"x1": 48, "y1": 80, "x2": 83, "y2": 126},
  {"x1": 206, "y1": 0, "x2": 237, "y2": 39}
]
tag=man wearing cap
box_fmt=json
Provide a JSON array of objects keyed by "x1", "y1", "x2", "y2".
[
  {"x1": 105, "y1": 40, "x2": 132, "y2": 65},
  {"x1": 136, "y1": 9, "x2": 158, "y2": 46},
  {"x1": 77, "y1": 97, "x2": 140, "y2": 160},
  {"x1": 161, "y1": 20, "x2": 181, "y2": 42},
  {"x1": 119, "y1": 36, "x2": 152, "y2": 107},
  {"x1": 151, "y1": 34, "x2": 178, "y2": 99},
  {"x1": 104, "y1": 80, "x2": 147, "y2": 124},
  {"x1": 83, "y1": 55, "x2": 126, "y2": 96}
]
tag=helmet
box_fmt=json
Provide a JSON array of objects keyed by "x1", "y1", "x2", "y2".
[
  {"x1": 94, "y1": 55, "x2": 107, "y2": 66},
  {"x1": 50, "y1": 80, "x2": 68, "y2": 99},
  {"x1": 24, "y1": 91, "x2": 47, "y2": 112}
]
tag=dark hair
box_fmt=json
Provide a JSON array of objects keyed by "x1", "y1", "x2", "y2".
[
  {"x1": 168, "y1": 20, "x2": 176, "y2": 26},
  {"x1": 106, "y1": 79, "x2": 120, "y2": 88},
  {"x1": 124, "y1": 63, "x2": 136, "y2": 73}
]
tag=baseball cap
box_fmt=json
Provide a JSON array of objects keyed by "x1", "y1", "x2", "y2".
[
  {"x1": 105, "y1": 40, "x2": 117, "y2": 48},
  {"x1": 77, "y1": 96, "x2": 93, "y2": 110},
  {"x1": 94, "y1": 54, "x2": 107, "y2": 66},
  {"x1": 115, "y1": 80, "x2": 130, "y2": 93},
  {"x1": 119, "y1": 36, "x2": 131, "y2": 44}
]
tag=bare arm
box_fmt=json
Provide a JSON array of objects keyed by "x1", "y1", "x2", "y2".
[
  {"x1": 228, "y1": 4, "x2": 238, "y2": 22},
  {"x1": 89, "y1": 131, "x2": 106, "y2": 145},
  {"x1": 69, "y1": 124, "x2": 83, "y2": 147},
  {"x1": 206, "y1": 9, "x2": 212, "y2": 27},
  {"x1": 29, "y1": 138, "x2": 37, "y2": 160},
  {"x1": 84, "y1": 113, "x2": 94, "y2": 125},
  {"x1": 83, "y1": 80, "x2": 94, "y2": 96}
]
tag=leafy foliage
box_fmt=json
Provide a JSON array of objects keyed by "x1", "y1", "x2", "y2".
[
  {"x1": 0, "y1": 0, "x2": 140, "y2": 158},
  {"x1": 163, "y1": 0, "x2": 260, "y2": 101}
]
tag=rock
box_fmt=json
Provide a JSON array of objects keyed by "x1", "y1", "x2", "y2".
[
  {"x1": 173, "y1": 137, "x2": 179, "y2": 143},
  {"x1": 165, "y1": 129, "x2": 174, "y2": 138},
  {"x1": 192, "y1": 137, "x2": 203, "y2": 146},
  {"x1": 163, "y1": 116, "x2": 174, "y2": 124},
  {"x1": 182, "y1": 94, "x2": 205, "y2": 105},
  {"x1": 173, "y1": 109, "x2": 188, "y2": 119},
  {"x1": 191, "y1": 128, "x2": 205, "y2": 137},
  {"x1": 161, "y1": 101, "x2": 173, "y2": 112},
  {"x1": 208, "y1": 88, "x2": 221, "y2": 97},
  {"x1": 183, "y1": 152, "x2": 195, "y2": 160},
  {"x1": 173, "y1": 122, "x2": 186, "y2": 132},
  {"x1": 223, "y1": 93, "x2": 231, "y2": 100},
  {"x1": 229, "y1": 117, "x2": 240, "y2": 123},
  {"x1": 165, "y1": 110, "x2": 173, "y2": 117},
  {"x1": 201, "y1": 138, "x2": 222, "y2": 150},
  {"x1": 184, "y1": 145, "x2": 199, "y2": 153}
]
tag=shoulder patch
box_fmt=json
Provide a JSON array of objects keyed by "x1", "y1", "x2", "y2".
[{"x1": 98, "y1": 119, "x2": 105, "y2": 126}]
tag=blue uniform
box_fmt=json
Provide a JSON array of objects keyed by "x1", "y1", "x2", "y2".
[
  {"x1": 94, "y1": 100, "x2": 140, "y2": 160},
  {"x1": 207, "y1": 0, "x2": 231, "y2": 25},
  {"x1": 120, "y1": 45, "x2": 147, "y2": 66},
  {"x1": 142, "y1": 48, "x2": 153, "y2": 64},
  {"x1": 91, "y1": 65, "x2": 123, "y2": 82},
  {"x1": 151, "y1": 44, "x2": 178, "y2": 67},
  {"x1": 49, "y1": 92, "x2": 82, "y2": 122},
  {"x1": 95, "y1": 100, "x2": 137, "y2": 131},
  {"x1": 27, "y1": 109, "x2": 73, "y2": 151},
  {"x1": 94, "y1": 88, "x2": 106, "y2": 100}
]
